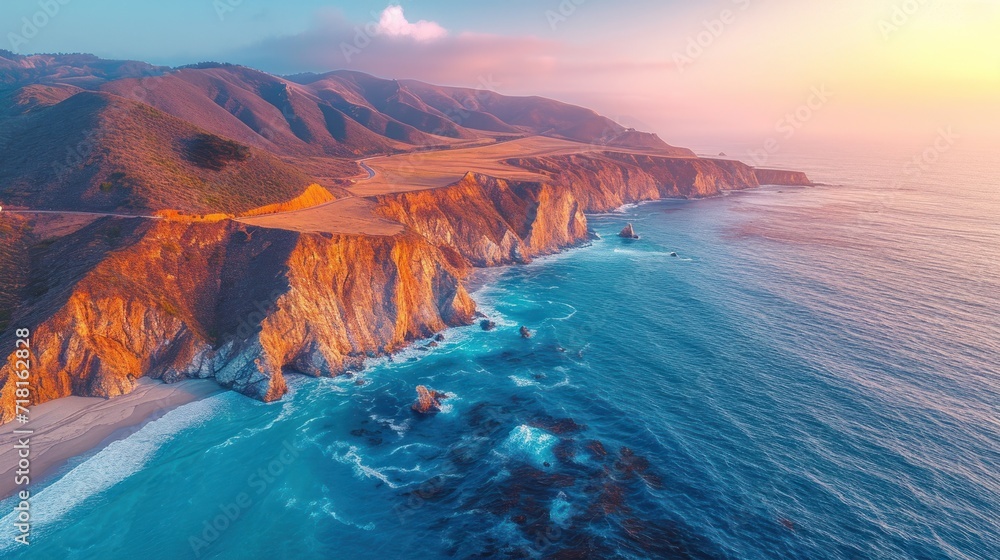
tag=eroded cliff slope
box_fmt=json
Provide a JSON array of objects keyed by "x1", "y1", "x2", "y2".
[
  {"x1": 373, "y1": 172, "x2": 588, "y2": 267},
  {"x1": 0, "y1": 219, "x2": 474, "y2": 421},
  {"x1": 506, "y1": 152, "x2": 811, "y2": 212}
]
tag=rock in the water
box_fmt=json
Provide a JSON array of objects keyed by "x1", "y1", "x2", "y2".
[
  {"x1": 519, "y1": 326, "x2": 533, "y2": 339},
  {"x1": 434, "y1": 333, "x2": 446, "y2": 342},
  {"x1": 669, "y1": 252, "x2": 678, "y2": 257},
  {"x1": 618, "y1": 223, "x2": 639, "y2": 239},
  {"x1": 427, "y1": 341, "x2": 438, "y2": 348},
  {"x1": 480, "y1": 319, "x2": 497, "y2": 331},
  {"x1": 412, "y1": 385, "x2": 448, "y2": 414}
]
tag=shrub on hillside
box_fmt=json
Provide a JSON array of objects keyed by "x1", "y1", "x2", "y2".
[{"x1": 183, "y1": 134, "x2": 250, "y2": 171}]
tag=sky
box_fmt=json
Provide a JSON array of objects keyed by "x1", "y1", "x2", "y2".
[{"x1": 3, "y1": 0, "x2": 999, "y2": 149}]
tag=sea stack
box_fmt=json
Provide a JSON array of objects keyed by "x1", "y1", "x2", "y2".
[
  {"x1": 412, "y1": 385, "x2": 448, "y2": 414},
  {"x1": 619, "y1": 223, "x2": 639, "y2": 239},
  {"x1": 520, "y1": 326, "x2": 533, "y2": 339}
]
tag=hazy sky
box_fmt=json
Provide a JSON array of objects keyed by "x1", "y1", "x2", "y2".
[{"x1": 3, "y1": 0, "x2": 998, "y2": 148}]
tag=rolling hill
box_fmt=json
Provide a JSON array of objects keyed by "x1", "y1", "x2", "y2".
[
  {"x1": 0, "y1": 90, "x2": 320, "y2": 213},
  {"x1": 0, "y1": 52, "x2": 694, "y2": 214}
]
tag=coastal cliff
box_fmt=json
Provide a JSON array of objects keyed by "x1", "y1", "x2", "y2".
[
  {"x1": 0, "y1": 220, "x2": 474, "y2": 422},
  {"x1": 505, "y1": 152, "x2": 810, "y2": 212},
  {"x1": 373, "y1": 172, "x2": 588, "y2": 267},
  {"x1": 0, "y1": 151, "x2": 810, "y2": 422},
  {"x1": 752, "y1": 168, "x2": 813, "y2": 186}
]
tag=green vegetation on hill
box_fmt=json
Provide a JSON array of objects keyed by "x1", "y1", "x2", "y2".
[{"x1": 184, "y1": 134, "x2": 251, "y2": 171}]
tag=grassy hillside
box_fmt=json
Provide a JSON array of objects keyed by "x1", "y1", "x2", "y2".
[{"x1": 0, "y1": 91, "x2": 326, "y2": 214}]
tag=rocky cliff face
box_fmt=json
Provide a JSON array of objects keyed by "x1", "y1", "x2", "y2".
[
  {"x1": 0, "y1": 219, "x2": 474, "y2": 422},
  {"x1": 505, "y1": 152, "x2": 810, "y2": 212},
  {"x1": 752, "y1": 168, "x2": 813, "y2": 186},
  {"x1": 373, "y1": 172, "x2": 588, "y2": 267},
  {"x1": 0, "y1": 151, "x2": 811, "y2": 422}
]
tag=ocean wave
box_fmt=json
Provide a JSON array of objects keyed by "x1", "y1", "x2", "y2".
[
  {"x1": 508, "y1": 373, "x2": 571, "y2": 389},
  {"x1": 369, "y1": 414, "x2": 412, "y2": 437},
  {"x1": 543, "y1": 301, "x2": 578, "y2": 322},
  {"x1": 0, "y1": 394, "x2": 228, "y2": 546},
  {"x1": 207, "y1": 386, "x2": 309, "y2": 452},
  {"x1": 356, "y1": 328, "x2": 477, "y2": 374},
  {"x1": 509, "y1": 375, "x2": 539, "y2": 388},
  {"x1": 326, "y1": 442, "x2": 401, "y2": 489},
  {"x1": 389, "y1": 442, "x2": 439, "y2": 455},
  {"x1": 611, "y1": 248, "x2": 688, "y2": 260},
  {"x1": 310, "y1": 487, "x2": 376, "y2": 531},
  {"x1": 499, "y1": 425, "x2": 558, "y2": 468}
]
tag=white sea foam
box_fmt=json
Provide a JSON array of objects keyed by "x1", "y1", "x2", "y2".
[
  {"x1": 509, "y1": 375, "x2": 539, "y2": 388},
  {"x1": 356, "y1": 326, "x2": 477, "y2": 375},
  {"x1": 324, "y1": 505, "x2": 376, "y2": 531},
  {"x1": 499, "y1": 425, "x2": 558, "y2": 468},
  {"x1": 309, "y1": 488, "x2": 376, "y2": 531},
  {"x1": 369, "y1": 414, "x2": 412, "y2": 437},
  {"x1": 611, "y1": 248, "x2": 681, "y2": 259},
  {"x1": 327, "y1": 442, "x2": 400, "y2": 489},
  {"x1": 207, "y1": 390, "x2": 303, "y2": 452},
  {"x1": 546, "y1": 301, "x2": 578, "y2": 322},
  {"x1": 470, "y1": 292, "x2": 518, "y2": 328},
  {"x1": 388, "y1": 442, "x2": 438, "y2": 455},
  {"x1": 0, "y1": 394, "x2": 228, "y2": 546}
]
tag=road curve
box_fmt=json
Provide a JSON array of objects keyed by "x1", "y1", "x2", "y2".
[{"x1": 358, "y1": 160, "x2": 377, "y2": 180}]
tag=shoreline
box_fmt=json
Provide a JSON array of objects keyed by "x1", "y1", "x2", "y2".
[
  {"x1": 0, "y1": 378, "x2": 224, "y2": 500},
  {"x1": 0, "y1": 187, "x2": 785, "y2": 500}
]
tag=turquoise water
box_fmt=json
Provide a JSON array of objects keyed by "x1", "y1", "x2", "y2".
[{"x1": 3, "y1": 144, "x2": 998, "y2": 559}]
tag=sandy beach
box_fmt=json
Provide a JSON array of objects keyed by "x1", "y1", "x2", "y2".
[{"x1": 0, "y1": 378, "x2": 224, "y2": 499}]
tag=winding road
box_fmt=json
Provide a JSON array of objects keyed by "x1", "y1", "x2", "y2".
[
  {"x1": 358, "y1": 160, "x2": 377, "y2": 180},
  {"x1": 2, "y1": 209, "x2": 162, "y2": 219}
]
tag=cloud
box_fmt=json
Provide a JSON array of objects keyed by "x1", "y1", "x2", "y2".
[
  {"x1": 221, "y1": 7, "x2": 690, "y2": 140},
  {"x1": 228, "y1": 9, "x2": 562, "y2": 89},
  {"x1": 376, "y1": 5, "x2": 447, "y2": 42}
]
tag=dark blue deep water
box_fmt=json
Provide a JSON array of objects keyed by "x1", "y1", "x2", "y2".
[{"x1": 4, "y1": 144, "x2": 998, "y2": 559}]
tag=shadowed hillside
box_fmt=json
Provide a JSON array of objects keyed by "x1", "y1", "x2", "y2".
[{"x1": 0, "y1": 90, "x2": 324, "y2": 213}]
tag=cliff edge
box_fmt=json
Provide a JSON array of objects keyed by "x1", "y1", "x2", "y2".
[{"x1": 0, "y1": 146, "x2": 811, "y2": 422}]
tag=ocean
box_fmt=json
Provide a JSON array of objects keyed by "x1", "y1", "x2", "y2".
[{"x1": 3, "y1": 141, "x2": 998, "y2": 559}]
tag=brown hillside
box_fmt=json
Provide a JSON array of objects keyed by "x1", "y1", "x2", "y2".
[{"x1": 0, "y1": 91, "x2": 324, "y2": 214}]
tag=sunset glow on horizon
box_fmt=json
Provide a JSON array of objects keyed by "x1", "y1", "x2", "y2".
[{"x1": 3, "y1": 0, "x2": 998, "y2": 145}]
